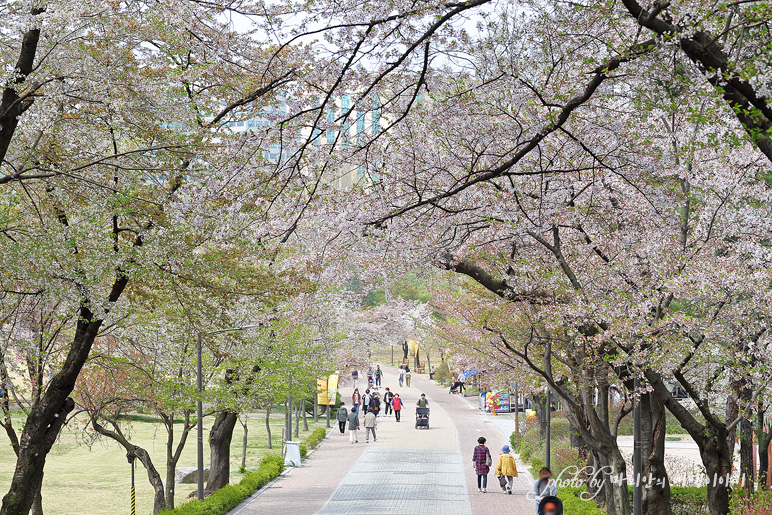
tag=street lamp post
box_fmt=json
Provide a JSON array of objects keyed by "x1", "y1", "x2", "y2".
[
  {"x1": 197, "y1": 324, "x2": 260, "y2": 501},
  {"x1": 545, "y1": 385, "x2": 551, "y2": 469}
]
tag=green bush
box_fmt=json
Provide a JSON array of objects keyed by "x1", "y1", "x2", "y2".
[
  {"x1": 560, "y1": 487, "x2": 606, "y2": 514},
  {"x1": 624, "y1": 485, "x2": 708, "y2": 514},
  {"x1": 161, "y1": 454, "x2": 284, "y2": 515},
  {"x1": 434, "y1": 360, "x2": 451, "y2": 384}
]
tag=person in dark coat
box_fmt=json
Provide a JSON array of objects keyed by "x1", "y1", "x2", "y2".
[
  {"x1": 336, "y1": 403, "x2": 348, "y2": 435},
  {"x1": 471, "y1": 436, "x2": 492, "y2": 493},
  {"x1": 538, "y1": 496, "x2": 563, "y2": 515},
  {"x1": 347, "y1": 407, "x2": 360, "y2": 443}
]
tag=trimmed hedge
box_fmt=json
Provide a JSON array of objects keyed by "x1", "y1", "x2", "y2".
[
  {"x1": 160, "y1": 454, "x2": 284, "y2": 515},
  {"x1": 162, "y1": 427, "x2": 329, "y2": 515},
  {"x1": 559, "y1": 487, "x2": 606, "y2": 514}
]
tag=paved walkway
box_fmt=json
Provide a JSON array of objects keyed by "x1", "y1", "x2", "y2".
[{"x1": 230, "y1": 366, "x2": 535, "y2": 514}]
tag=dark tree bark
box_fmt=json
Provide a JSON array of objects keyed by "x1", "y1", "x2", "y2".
[
  {"x1": 206, "y1": 411, "x2": 239, "y2": 495},
  {"x1": 531, "y1": 392, "x2": 548, "y2": 438},
  {"x1": 645, "y1": 370, "x2": 733, "y2": 515},
  {"x1": 758, "y1": 401, "x2": 772, "y2": 491},
  {"x1": 1, "y1": 301, "x2": 125, "y2": 515},
  {"x1": 639, "y1": 393, "x2": 671, "y2": 515},
  {"x1": 161, "y1": 412, "x2": 195, "y2": 510},
  {"x1": 265, "y1": 407, "x2": 273, "y2": 449},
  {"x1": 401, "y1": 341, "x2": 408, "y2": 360},
  {"x1": 739, "y1": 386, "x2": 754, "y2": 494},
  {"x1": 91, "y1": 419, "x2": 166, "y2": 513}
]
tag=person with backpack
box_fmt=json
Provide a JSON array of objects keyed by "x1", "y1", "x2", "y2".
[
  {"x1": 382, "y1": 388, "x2": 394, "y2": 416},
  {"x1": 368, "y1": 389, "x2": 381, "y2": 415},
  {"x1": 534, "y1": 467, "x2": 558, "y2": 513},
  {"x1": 495, "y1": 445, "x2": 518, "y2": 494},
  {"x1": 375, "y1": 365, "x2": 382, "y2": 387},
  {"x1": 336, "y1": 403, "x2": 348, "y2": 435},
  {"x1": 472, "y1": 436, "x2": 492, "y2": 493},
  {"x1": 405, "y1": 365, "x2": 412, "y2": 387}
]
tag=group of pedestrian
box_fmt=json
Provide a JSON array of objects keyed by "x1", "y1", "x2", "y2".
[
  {"x1": 337, "y1": 371, "x2": 407, "y2": 444},
  {"x1": 396, "y1": 365, "x2": 411, "y2": 387},
  {"x1": 472, "y1": 437, "x2": 562, "y2": 514}
]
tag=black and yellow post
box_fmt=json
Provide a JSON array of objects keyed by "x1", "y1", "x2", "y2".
[{"x1": 127, "y1": 452, "x2": 136, "y2": 515}]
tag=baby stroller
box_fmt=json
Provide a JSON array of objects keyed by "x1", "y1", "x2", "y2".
[
  {"x1": 367, "y1": 371, "x2": 374, "y2": 388},
  {"x1": 415, "y1": 407, "x2": 430, "y2": 429},
  {"x1": 449, "y1": 381, "x2": 463, "y2": 394}
]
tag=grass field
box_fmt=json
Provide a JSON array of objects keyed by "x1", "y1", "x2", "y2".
[{"x1": 0, "y1": 411, "x2": 327, "y2": 515}]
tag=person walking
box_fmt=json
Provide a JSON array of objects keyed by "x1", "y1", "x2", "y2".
[
  {"x1": 392, "y1": 393, "x2": 403, "y2": 422},
  {"x1": 383, "y1": 388, "x2": 394, "y2": 416},
  {"x1": 336, "y1": 403, "x2": 348, "y2": 435},
  {"x1": 375, "y1": 365, "x2": 382, "y2": 387},
  {"x1": 397, "y1": 366, "x2": 405, "y2": 387},
  {"x1": 472, "y1": 437, "x2": 492, "y2": 493},
  {"x1": 352, "y1": 388, "x2": 361, "y2": 414},
  {"x1": 364, "y1": 410, "x2": 377, "y2": 442},
  {"x1": 351, "y1": 369, "x2": 358, "y2": 389},
  {"x1": 405, "y1": 365, "x2": 412, "y2": 387},
  {"x1": 371, "y1": 389, "x2": 382, "y2": 416},
  {"x1": 416, "y1": 393, "x2": 429, "y2": 408},
  {"x1": 495, "y1": 445, "x2": 518, "y2": 494},
  {"x1": 362, "y1": 389, "x2": 371, "y2": 414},
  {"x1": 347, "y1": 406, "x2": 360, "y2": 443},
  {"x1": 534, "y1": 467, "x2": 558, "y2": 513}
]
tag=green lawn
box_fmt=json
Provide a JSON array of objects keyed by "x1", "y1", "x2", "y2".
[{"x1": 0, "y1": 412, "x2": 327, "y2": 515}]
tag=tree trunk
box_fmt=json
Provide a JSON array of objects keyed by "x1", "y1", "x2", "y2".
[
  {"x1": 165, "y1": 422, "x2": 176, "y2": 510},
  {"x1": 1, "y1": 313, "x2": 112, "y2": 515},
  {"x1": 702, "y1": 439, "x2": 732, "y2": 515},
  {"x1": 294, "y1": 399, "x2": 300, "y2": 438},
  {"x1": 640, "y1": 393, "x2": 671, "y2": 515},
  {"x1": 595, "y1": 447, "x2": 631, "y2": 515},
  {"x1": 302, "y1": 397, "x2": 309, "y2": 432},
  {"x1": 29, "y1": 488, "x2": 42, "y2": 515},
  {"x1": 313, "y1": 392, "x2": 318, "y2": 423},
  {"x1": 206, "y1": 411, "x2": 238, "y2": 495},
  {"x1": 265, "y1": 407, "x2": 272, "y2": 449},
  {"x1": 241, "y1": 417, "x2": 248, "y2": 471},
  {"x1": 92, "y1": 420, "x2": 166, "y2": 513},
  {"x1": 586, "y1": 451, "x2": 606, "y2": 507},
  {"x1": 531, "y1": 392, "x2": 548, "y2": 438}
]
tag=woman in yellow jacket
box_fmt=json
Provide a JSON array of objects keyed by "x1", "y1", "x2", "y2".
[{"x1": 495, "y1": 445, "x2": 518, "y2": 494}]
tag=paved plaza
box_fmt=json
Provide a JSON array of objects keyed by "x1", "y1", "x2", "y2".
[{"x1": 231, "y1": 367, "x2": 534, "y2": 514}]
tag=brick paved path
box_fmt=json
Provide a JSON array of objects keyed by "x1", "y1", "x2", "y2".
[{"x1": 229, "y1": 366, "x2": 536, "y2": 514}]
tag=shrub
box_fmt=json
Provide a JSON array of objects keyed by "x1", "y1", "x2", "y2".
[
  {"x1": 559, "y1": 487, "x2": 606, "y2": 514},
  {"x1": 161, "y1": 454, "x2": 284, "y2": 515},
  {"x1": 434, "y1": 360, "x2": 451, "y2": 384},
  {"x1": 730, "y1": 490, "x2": 772, "y2": 515}
]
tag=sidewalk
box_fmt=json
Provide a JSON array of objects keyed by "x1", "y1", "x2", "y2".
[
  {"x1": 229, "y1": 365, "x2": 535, "y2": 514},
  {"x1": 405, "y1": 369, "x2": 535, "y2": 514}
]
